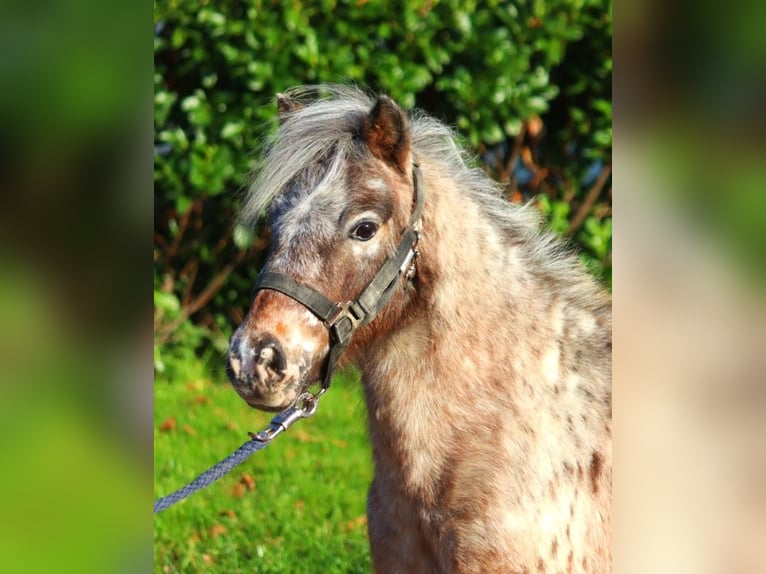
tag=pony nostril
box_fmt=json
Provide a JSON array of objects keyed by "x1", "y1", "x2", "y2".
[
  {"x1": 253, "y1": 338, "x2": 287, "y2": 376},
  {"x1": 258, "y1": 346, "x2": 275, "y2": 364}
]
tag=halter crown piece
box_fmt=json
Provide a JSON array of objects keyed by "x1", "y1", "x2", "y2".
[{"x1": 252, "y1": 161, "x2": 425, "y2": 392}]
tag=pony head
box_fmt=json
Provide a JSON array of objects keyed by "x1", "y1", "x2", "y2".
[{"x1": 227, "y1": 89, "x2": 419, "y2": 411}]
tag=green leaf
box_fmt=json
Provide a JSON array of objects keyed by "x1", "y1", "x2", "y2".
[
  {"x1": 154, "y1": 290, "x2": 180, "y2": 314},
  {"x1": 233, "y1": 224, "x2": 255, "y2": 250}
]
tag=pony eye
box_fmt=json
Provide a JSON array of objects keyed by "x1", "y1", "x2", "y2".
[{"x1": 350, "y1": 221, "x2": 379, "y2": 241}]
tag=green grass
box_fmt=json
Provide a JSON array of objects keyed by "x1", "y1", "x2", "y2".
[{"x1": 154, "y1": 359, "x2": 373, "y2": 573}]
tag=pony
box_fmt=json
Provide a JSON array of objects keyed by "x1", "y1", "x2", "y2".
[{"x1": 227, "y1": 86, "x2": 612, "y2": 573}]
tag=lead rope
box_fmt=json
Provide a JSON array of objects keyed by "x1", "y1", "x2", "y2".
[{"x1": 153, "y1": 391, "x2": 321, "y2": 513}]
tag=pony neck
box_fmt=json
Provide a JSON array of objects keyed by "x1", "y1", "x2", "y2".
[{"x1": 356, "y1": 164, "x2": 520, "y2": 498}]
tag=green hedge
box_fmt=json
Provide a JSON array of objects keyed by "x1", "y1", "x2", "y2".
[{"x1": 154, "y1": 0, "x2": 612, "y2": 371}]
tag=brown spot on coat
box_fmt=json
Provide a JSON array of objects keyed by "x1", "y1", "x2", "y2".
[{"x1": 589, "y1": 451, "x2": 603, "y2": 494}]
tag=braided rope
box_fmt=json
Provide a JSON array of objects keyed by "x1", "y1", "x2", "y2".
[{"x1": 154, "y1": 438, "x2": 270, "y2": 513}]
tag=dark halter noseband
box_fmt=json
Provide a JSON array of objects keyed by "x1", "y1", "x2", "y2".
[{"x1": 252, "y1": 162, "x2": 425, "y2": 392}]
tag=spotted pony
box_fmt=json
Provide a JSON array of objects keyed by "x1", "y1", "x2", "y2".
[{"x1": 228, "y1": 86, "x2": 612, "y2": 573}]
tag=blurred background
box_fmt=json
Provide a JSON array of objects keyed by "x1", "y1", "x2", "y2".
[
  {"x1": 0, "y1": 0, "x2": 151, "y2": 572},
  {"x1": 0, "y1": 0, "x2": 763, "y2": 572},
  {"x1": 614, "y1": 2, "x2": 766, "y2": 573}
]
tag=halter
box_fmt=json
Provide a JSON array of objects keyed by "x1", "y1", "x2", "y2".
[{"x1": 252, "y1": 162, "x2": 425, "y2": 394}]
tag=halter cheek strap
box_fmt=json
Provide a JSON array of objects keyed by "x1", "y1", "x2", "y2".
[{"x1": 252, "y1": 162, "x2": 425, "y2": 392}]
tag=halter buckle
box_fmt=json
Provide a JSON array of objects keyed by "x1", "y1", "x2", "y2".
[
  {"x1": 402, "y1": 224, "x2": 421, "y2": 282},
  {"x1": 324, "y1": 300, "x2": 365, "y2": 344}
]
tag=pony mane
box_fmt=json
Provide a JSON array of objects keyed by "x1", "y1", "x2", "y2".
[
  {"x1": 242, "y1": 85, "x2": 522, "y2": 226},
  {"x1": 241, "y1": 85, "x2": 597, "y2": 296}
]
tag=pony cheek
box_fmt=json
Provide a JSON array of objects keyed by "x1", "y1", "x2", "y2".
[
  {"x1": 301, "y1": 344, "x2": 329, "y2": 383},
  {"x1": 342, "y1": 237, "x2": 398, "y2": 295}
]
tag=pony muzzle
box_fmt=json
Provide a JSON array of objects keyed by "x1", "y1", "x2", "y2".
[{"x1": 226, "y1": 301, "x2": 330, "y2": 411}]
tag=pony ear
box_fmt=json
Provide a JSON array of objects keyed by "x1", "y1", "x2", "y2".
[
  {"x1": 276, "y1": 93, "x2": 302, "y2": 123},
  {"x1": 362, "y1": 95, "x2": 411, "y2": 172}
]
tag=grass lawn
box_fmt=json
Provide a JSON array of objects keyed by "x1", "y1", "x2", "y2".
[{"x1": 154, "y1": 359, "x2": 373, "y2": 573}]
